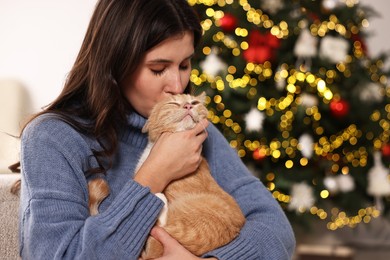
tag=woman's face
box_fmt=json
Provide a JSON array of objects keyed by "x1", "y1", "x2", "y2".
[{"x1": 122, "y1": 31, "x2": 194, "y2": 118}]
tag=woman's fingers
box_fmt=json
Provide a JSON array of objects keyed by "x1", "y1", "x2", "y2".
[
  {"x1": 150, "y1": 226, "x2": 200, "y2": 260},
  {"x1": 150, "y1": 226, "x2": 178, "y2": 249},
  {"x1": 193, "y1": 119, "x2": 209, "y2": 136},
  {"x1": 141, "y1": 119, "x2": 209, "y2": 186}
]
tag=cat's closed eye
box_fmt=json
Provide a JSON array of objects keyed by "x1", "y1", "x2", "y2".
[{"x1": 166, "y1": 102, "x2": 181, "y2": 107}]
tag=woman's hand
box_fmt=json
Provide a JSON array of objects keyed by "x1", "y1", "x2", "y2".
[
  {"x1": 148, "y1": 226, "x2": 217, "y2": 260},
  {"x1": 134, "y1": 119, "x2": 209, "y2": 193}
]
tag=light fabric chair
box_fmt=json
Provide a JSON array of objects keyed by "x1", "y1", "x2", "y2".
[
  {"x1": 0, "y1": 79, "x2": 26, "y2": 259},
  {"x1": 0, "y1": 173, "x2": 20, "y2": 259}
]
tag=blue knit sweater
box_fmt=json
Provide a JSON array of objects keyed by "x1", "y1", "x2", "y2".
[{"x1": 19, "y1": 112, "x2": 295, "y2": 259}]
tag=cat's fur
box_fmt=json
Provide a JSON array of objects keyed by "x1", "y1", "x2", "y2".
[{"x1": 88, "y1": 93, "x2": 245, "y2": 259}]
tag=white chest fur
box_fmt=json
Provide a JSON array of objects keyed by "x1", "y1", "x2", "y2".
[
  {"x1": 135, "y1": 141, "x2": 154, "y2": 174},
  {"x1": 135, "y1": 141, "x2": 168, "y2": 226}
]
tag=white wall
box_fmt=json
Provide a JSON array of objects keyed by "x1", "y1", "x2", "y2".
[
  {"x1": 360, "y1": 0, "x2": 390, "y2": 59},
  {"x1": 0, "y1": 0, "x2": 96, "y2": 114},
  {"x1": 0, "y1": 0, "x2": 96, "y2": 171},
  {"x1": 0, "y1": 0, "x2": 389, "y2": 116}
]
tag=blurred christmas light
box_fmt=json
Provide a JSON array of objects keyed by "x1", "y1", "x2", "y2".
[{"x1": 190, "y1": 0, "x2": 390, "y2": 229}]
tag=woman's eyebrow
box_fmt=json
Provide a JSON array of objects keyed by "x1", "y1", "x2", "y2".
[
  {"x1": 147, "y1": 53, "x2": 194, "y2": 64},
  {"x1": 147, "y1": 58, "x2": 171, "y2": 64}
]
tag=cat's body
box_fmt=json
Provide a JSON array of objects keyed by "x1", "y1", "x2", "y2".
[{"x1": 88, "y1": 93, "x2": 245, "y2": 259}]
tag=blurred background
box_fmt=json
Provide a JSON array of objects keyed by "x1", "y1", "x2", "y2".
[{"x1": 0, "y1": 1, "x2": 389, "y2": 259}]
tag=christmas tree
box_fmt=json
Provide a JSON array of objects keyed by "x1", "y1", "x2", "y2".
[{"x1": 189, "y1": 0, "x2": 390, "y2": 230}]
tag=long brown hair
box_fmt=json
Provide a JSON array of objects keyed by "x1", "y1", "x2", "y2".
[{"x1": 11, "y1": 0, "x2": 202, "y2": 180}]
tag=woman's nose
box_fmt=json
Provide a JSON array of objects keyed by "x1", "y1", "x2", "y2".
[{"x1": 165, "y1": 70, "x2": 183, "y2": 94}]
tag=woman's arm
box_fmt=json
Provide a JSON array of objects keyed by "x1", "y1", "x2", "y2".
[
  {"x1": 202, "y1": 125, "x2": 296, "y2": 260},
  {"x1": 20, "y1": 117, "x2": 163, "y2": 260}
]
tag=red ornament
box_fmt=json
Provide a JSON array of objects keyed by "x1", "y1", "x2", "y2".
[
  {"x1": 243, "y1": 47, "x2": 272, "y2": 64},
  {"x1": 382, "y1": 144, "x2": 390, "y2": 158},
  {"x1": 308, "y1": 12, "x2": 320, "y2": 22},
  {"x1": 219, "y1": 13, "x2": 237, "y2": 32},
  {"x1": 253, "y1": 148, "x2": 267, "y2": 161},
  {"x1": 330, "y1": 99, "x2": 349, "y2": 118},
  {"x1": 243, "y1": 30, "x2": 280, "y2": 64}
]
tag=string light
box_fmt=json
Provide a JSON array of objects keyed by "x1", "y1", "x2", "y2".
[{"x1": 191, "y1": 0, "x2": 390, "y2": 230}]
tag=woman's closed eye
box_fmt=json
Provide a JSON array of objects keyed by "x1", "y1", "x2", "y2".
[
  {"x1": 179, "y1": 63, "x2": 190, "y2": 71},
  {"x1": 151, "y1": 66, "x2": 166, "y2": 76},
  {"x1": 179, "y1": 60, "x2": 191, "y2": 72},
  {"x1": 150, "y1": 63, "x2": 190, "y2": 76}
]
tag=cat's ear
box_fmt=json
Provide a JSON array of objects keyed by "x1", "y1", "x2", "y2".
[
  {"x1": 196, "y1": 92, "x2": 207, "y2": 104},
  {"x1": 142, "y1": 120, "x2": 150, "y2": 133}
]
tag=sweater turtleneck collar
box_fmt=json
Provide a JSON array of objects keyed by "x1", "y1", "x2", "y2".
[
  {"x1": 126, "y1": 111, "x2": 147, "y2": 130},
  {"x1": 120, "y1": 112, "x2": 149, "y2": 148}
]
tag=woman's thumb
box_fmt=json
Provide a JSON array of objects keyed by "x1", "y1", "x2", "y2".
[{"x1": 150, "y1": 226, "x2": 175, "y2": 247}]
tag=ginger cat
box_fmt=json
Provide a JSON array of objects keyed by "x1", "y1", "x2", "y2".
[{"x1": 88, "y1": 93, "x2": 245, "y2": 259}]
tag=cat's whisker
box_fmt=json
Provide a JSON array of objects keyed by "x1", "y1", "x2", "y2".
[{"x1": 199, "y1": 119, "x2": 208, "y2": 134}]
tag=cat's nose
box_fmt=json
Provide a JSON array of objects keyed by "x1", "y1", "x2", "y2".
[{"x1": 184, "y1": 103, "x2": 192, "y2": 110}]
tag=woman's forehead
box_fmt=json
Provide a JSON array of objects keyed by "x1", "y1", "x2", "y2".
[{"x1": 144, "y1": 32, "x2": 195, "y2": 62}]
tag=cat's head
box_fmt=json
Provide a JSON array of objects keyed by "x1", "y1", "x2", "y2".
[{"x1": 143, "y1": 92, "x2": 208, "y2": 142}]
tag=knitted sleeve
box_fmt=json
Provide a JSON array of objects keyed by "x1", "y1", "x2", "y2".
[
  {"x1": 202, "y1": 125, "x2": 296, "y2": 260},
  {"x1": 19, "y1": 116, "x2": 163, "y2": 260}
]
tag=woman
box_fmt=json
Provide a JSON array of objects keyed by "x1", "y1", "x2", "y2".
[{"x1": 19, "y1": 0, "x2": 295, "y2": 259}]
